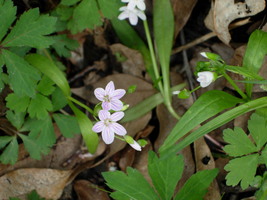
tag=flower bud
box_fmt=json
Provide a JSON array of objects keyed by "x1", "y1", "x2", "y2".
[
  {"x1": 200, "y1": 52, "x2": 222, "y2": 61},
  {"x1": 197, "y1": 71, "x2": 217, "y2": 88},
  {"x1": 177, "y1": 89, "x2": 191, "y2": 99}
]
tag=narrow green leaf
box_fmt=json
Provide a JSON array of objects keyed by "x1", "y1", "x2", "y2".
[
  {"x1": 225, "y1": 154, "x2": 259, "y2": 189},
  {"x1": 225, "y1": 65, "x2": 264, "y2": 80},
  {"x1": 53, "y1": 113, "x2": 80, "y2": 138},
  {"x1": 51, "y1": 87, "x2": 68, "y2": 111},
  {"x1": 162, "y1": 96, "x2": 267, "y2": 158},
  {"x1": 67, "y1": 0, "x2": 102, "y2": 34},
  {"x1": 6, "y1": 110, "x2": 25, "y2": 130},
  {"x1": 248, "y1": 113, "x2": 267, "y2": 149},
  {"x1": 2, "y1": 8, "x2": 56, "y2": 48},
  {"x1": 68, "y1": 101, "x2": 98, "y2": 153},
  {"x1": 0, "y1": 0, "x2": 16, "y2": 41},
  {"x1": 6, "y1": 93, "x2": 30, "y2": 113},
  {"x1": 25, "y1": 53, "x2": 70, "y2": 96},
  {"x1": 2, "y1": 50, "x2": 41, "y2": 97},
  {"x1": 103, "y1": 167, "x2": 160, "y2": 200},
  {"x1": 0, "y1": 136, "x2": 13, "y2": 149},
  {"x1": 223, "y1": 127, "x2": 257, "y2": 156},
  {"x1": 159, "y1": 90, "x2": 241, "y2": 154},
  {"x1": 0, "y1": 137, "x2": 18, "y2": 165},
  {"x1": 37, "y1": 76, "x2": 55, "y2": 96},
  {"x1": 148, "y1": 151, "x2": 184, "y2": 200},
  {"x1": 22, "y1": 116, "x2": 56, "y2": 147},
  {"x1": 174, "y1": 169, "x2": 218, "y2": 200},
  {"x1": 28, "y1": 93, "x2": 53, "y2": 119}
]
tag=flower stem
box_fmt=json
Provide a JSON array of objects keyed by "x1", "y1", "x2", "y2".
[
  {"x1": 222, "y1": 71, "x2": 248, "y2": 100},
  {"x1": 68, "y1": 96, "x2": 94, "y2": 115},
  {"x1": 115, "y1": 135, "x2": 126, "y2": 141}
]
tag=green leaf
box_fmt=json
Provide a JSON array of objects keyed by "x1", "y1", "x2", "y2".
[
  {"x1": 37, "y1": 76, "x2": 55, "y2": 96},
  {"x1": 18, "y1": 133, "x2": 50, "y2": 160},
  {"x1": 68, "y1": 101, "x2": 98, "y2": 153},
  {"x1": 174, "y1": 169, "x2": 218, "y2": 200},
  {"x1": 6, "y1": 93, "x2": 30, "y2": 113},
  {"x1": 243, "y1": 30, "x2": 267, "y2": 97},
  {"x1": 259, "y1": 144, "x2": 267, "y2": 166},
  {"x1": 25, "y1": 53, "x2": 70, "y2": 97},
  {"x1": 248, "y1": 113, "x2": 267, "y2": 149},
  {"x1": 2, "y1": 49, "x2": 41, "y2": 97},
  {"x1": 159, "y1": 90, "x2": 241, "y2": 155},
  {"x1": 225, "y1": 154, "x2": 259, "y2": 189},
  {"x1": 67, "y1": 0, "x2": 102, "y2": 34},
  {"x1": 148, "y1": 151, "x2": 184, "y2": 200},
  {"x1": 6, "y1": 110, "x2": 25, "y2": 130},
  {"x1": 53, "y1": 113, "x2": 80, "y2": 138},
  {"x1": 0, "y1": 136, "x2": 13, "y2": 149},
  {"x1": 0, "y1": 137, "x2": 18, "y2": 165},
  {"x1": 51, "y1": 34, "x2": 79, "y2": 57},
  {"x1": 61, "y1": 0, "x2": 80, "y2": 6},
  {"x1": 22, "y1": 116, "x2": 56, "y2": 147},
  {"x1": 225, "y1": 65, "x2": 264, "y2": 80},
  {"x1": 103, "y1": 167, "x2": 160, "y2": 200},
  {"x1": 223, "y1": 127, "x2": 257, "y2": 156},
  {"x1": 27, "y1": 190, "x2": 45, "y2": 200},
  {"x1": 98, "y1": 0, "x2": 122, "y2": 19},
  {"x1": 55, "y1": 5, "x2": 74, "y2": 21},
  {"x1": 0, "y1": 0, "x2": 16, "y2": 41},
  {"x1": 28, "y1": 93, "x2": 53, "y2": 119},
  {"x1": 51, "y1": 87, "x2": 68, "y2": 111},
  {"x1": 2, "y1": 8, "x2": 56, "y2": 48}
]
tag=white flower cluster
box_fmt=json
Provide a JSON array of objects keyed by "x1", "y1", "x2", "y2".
[{"x1": 118, "y1": 0, "x2": 146, "y2": 26}]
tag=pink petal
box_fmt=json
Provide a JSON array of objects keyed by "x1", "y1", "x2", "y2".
[
  {"x1": 92, "y1": 121, "x2": 104, "y2": 133},
  {"x1": 111, "y1": 111, "x2": 124, "y2": 121},
  {"x1": 94, "y1": 88, "x2": 105, "y2": 101},
  {"x1": 110, "y1": 99, "x2": 123, "y2": 111},
  {"x1": 112, "y1": 123, "x2": 127, "y2": 136},
  {"x1": 105, "y1": 81, "x2": 115, "y2": 95},
  {"x1": 102, "y1": 127, "x2": 114, "y2": 144},
  {"x1": 98, "y1": 110, "x2": 110, "y2": 121},
  {"x1": 102, "y1": 101, "x2": 111, "y2": 110},
  {"x1": 112, "y1": 89, "x2": 126, "y2": 99}
]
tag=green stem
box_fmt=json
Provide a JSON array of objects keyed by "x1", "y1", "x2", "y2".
[
  {"x1": 68, "y1": 96, "x2": 94, "y2": 115},
  {"x1": 222, "y1": 71, "x2": 248, "y2": 100},
  {"x1": 115, "y1": 135, "x2": 126, "y2": 141},
  {"x1": 143, "y1": 20, "x2": 163, "y2": 94}
]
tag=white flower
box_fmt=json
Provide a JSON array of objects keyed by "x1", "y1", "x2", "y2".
[
  {"x1": 92, "y1": 110, "x2": 127, "y2": 144},
  {"x1": 129, "y1": 140, "x2": 142, "y2": 151},
  {"x1": 197, "y1": 71, "x2": 214, "y2": 88},
  {"x1": 118, "y1": 6, "x2": 146, "y2": 26},
  {"x1": 200, "y1": 52, "x2": 208, "y2": 58},
  {"x1": 121, "y1": 0, "x2": 146, "y2": 11}
]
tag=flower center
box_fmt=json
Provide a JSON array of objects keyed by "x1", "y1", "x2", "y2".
[
  {"x1": 104, "y1": 118, "x2": 113, "y2": 126},
  {"x1": 103, "y1": 95, "x2": 111, "y2": 102}
]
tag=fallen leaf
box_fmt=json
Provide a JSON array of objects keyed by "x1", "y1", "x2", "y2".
[
  {"x1": 0, "y1": 168, "x2": 72, "y2": 200},
  {"x1": 205, "y1": 0, "x2": 265, "y2": 44}
]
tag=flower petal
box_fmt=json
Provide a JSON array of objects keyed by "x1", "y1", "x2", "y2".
[
  {"x1": 110, "y1": 99, "x2": 123, "y2": 111},
  {"x1": 136, "y1": 10, "x2": 146, "y2": 20},
  {"x1": 137, "y1": 1, "x2": 146, "y2": 11},
  {"x1": 112, "y1": 123, "x2": 127, "y2": 136},
  {"x1": 112, "y1": 89, "x2": 126, "y2": 99},
  {"x1": 98, "y1": 110, "x2": 110, "y2": 121},
  {"x1": 129, "y1": 13, "x2": 138, "y2": 25},
  {"x1": 118, "y1": 12, "x2": 129, "y2": 20},
  {"x1": 94, "y1": 88, "x2": 105, "y2": 101},
  {"x1": 127, "y1": 1, "x2": 136, "y2": 10},
  {"x1": 105, "y1": 81, "x2": 115, "y2": 95},
  {"x1": 121, "y1": 0, "x2": 129, "y2": 2},
  {"x1": 129, "y1": 141, "x2": 141, "y2": 151},
  {"x1": 102, "y1": 126, "x2": 114, "y2": 144},
  {"x1": 102, "y1": 101, "x2": 111, "y2": 110},
  {"x1": 111, "y1": 111, "x2": 124, "y2": 121},
  {"x1": 92, "y1": 121, "x2": 104, "y2": 133}
]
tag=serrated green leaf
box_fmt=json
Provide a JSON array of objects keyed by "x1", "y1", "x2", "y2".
[
  {"x1": 37, "y1": 76, "x2": 55, "y2": 96},
  {"x1": 51, "y1": 87, "x2": 68, "y2": 111},
  {"x1": 61, "y1": 0, "x2": 80, "y2": 6},
  {"x1": 248, "y1": 113, "x2": 267, "y2": 149},
  {"x1": 103, "y1": 167, "x2": 160, "y2": 200},
  {"x1": 55, "y1": 5, "x2": 74, "y2": 21},
  {"x1": 6, "y1": 93, "x2": 30, "y2": 113},
  {"x1": 27, "y1": 190, "x2": 45, "y2": 200},
  {"x1": 51, "y1": 34, "x2": 79, "y2": 57},
  {"x1": 225, "y1": 154, "x2": 259, "y2": 189},
  {"x1": 174, "y1": 169, "x2": 218, "y2": 200},
  {"x1": 2, "y1": 49, "x2": 40, "y2": 97},
  {"x1": 223, "y1": 127, "x2": 257, "y2": 156},
  {"x1": 259, "y1": 145, "x2": 267, "y2": 166},
  {"x1": 148, "y1": 151, "x2": 183, "y2": 200},
  {"x1": 6, "y1": 110, "x2": 25, "y2": 130},
  {"x1": 53, "y1": 113, "x2": 80, "y2": 138},
  {"x1": 22, "y1": 116, "x2": 56, "y2": 147},
  {"x1": 67, "y1": 0, "x2": 102, "y2": 34},
  {"x1": 0, "y1": 0, "x2": 16, "y2": 41},
  {"x1": 25, "y1": 53, "x2": 70, "y2": 97},
  {"x1": 68, "y1": 101, "x2": 98, "y2": 153},
  {"x1": 0, "y1": 136, "x2": 13, "y2": 149},
  {"x1": 19, "y1": 133, "x2": 50, "y2": 160},
  {"x1": 0, "y1": 136, "x2": 18, "y2": 165},
  {"x1": 2, "y1": 8, "x2": 56, "y2": 48},
  {"x1": 28, "y1": 93, "x2": 53, "y2": 119},
  {"x1": 160, "y1": 90, "x2": 241, "y2": 155},
  {"x1": 98, "y1": 0, "x2": 122, "y2": 19}
]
